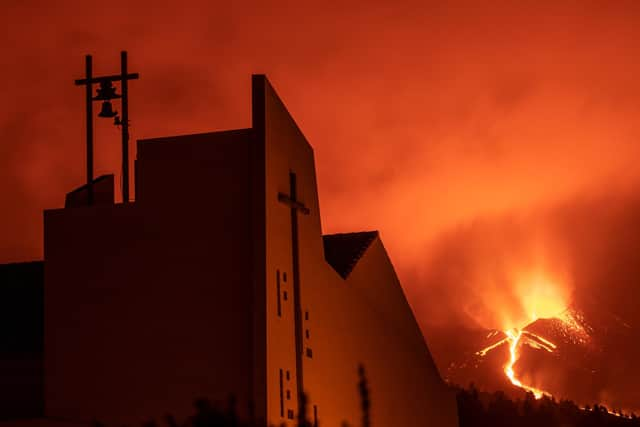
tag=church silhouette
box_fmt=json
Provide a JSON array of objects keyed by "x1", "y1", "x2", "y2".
[{"x1": 0, "y1": 75, "x2": 458, "y2": 427}]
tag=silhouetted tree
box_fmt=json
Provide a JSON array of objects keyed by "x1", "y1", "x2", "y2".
[
  {"x1": 357, "y1": 364, "x2": 370, "y2": 427},
  {"x1": 298, "y1": 392, "x2": 311, "y2": 427},
  {"x1": 87, "y1": 379, "x2": 640, "y2": 427},
  {"x1": 454, "y1": 385, "x2": 640, "y2": 427}
]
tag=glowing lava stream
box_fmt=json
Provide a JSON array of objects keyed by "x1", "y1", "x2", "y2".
[
  {"x1": 476, "y1": 324, "x2": 630, "y2": 417},
  {"x1": 477, "y1": 327, "x2": 558, "y2": 399},
  {"x1": 503, "y1": 329, "x2": 552, "y2": 399}
]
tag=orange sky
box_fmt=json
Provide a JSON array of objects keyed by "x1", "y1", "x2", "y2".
[
  {"x1": 3, "y1": 0, "x2": 640, "y2": 315},
  {"x1": 3, "y1": 0, "x2": 640, "y2": 409}
]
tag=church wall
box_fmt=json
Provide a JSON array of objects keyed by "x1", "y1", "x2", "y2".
[
  {"x1": 347, "y1": 238, "x2": 459, "y2": 426},
  {"x1": 256, "y1": 76, "x2": 327, "y2": 426},
  {"x1": 43, "y1": 132, "x2": 255, "y2": 425},
  {"x1": 296, "y1": 264, "x2": 364, "y2": 426},
  {"x1": 255, "y1": 75, "x2": 458, "y2": 427},
  {"x1": 300, "y1": 239, "x2": 458, "y2": 427},
  {"x1": 40, "y1": 75, "x2": 457, "y2": 427},
  {"x1": 135, "y1": 129, "x2": 252, "y2": 206}
]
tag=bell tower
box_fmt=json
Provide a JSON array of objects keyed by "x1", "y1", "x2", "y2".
[{"x1": 74, "y1": 52, "x2": 138, "y2": 204}]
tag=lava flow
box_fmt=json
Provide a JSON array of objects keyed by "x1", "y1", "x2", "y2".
[
  {"x1": 471, "y1": 267, "x2": 583, "y2": 399},
  {"x1": 476, "y1": 324, "x2": 555, "y2": 398},
  {"x1": 503, "y1": 328, "x2": 554, "y2": 398},
  {"x1": 476, "y1": 310, "x2": 586, "y2": 400}
]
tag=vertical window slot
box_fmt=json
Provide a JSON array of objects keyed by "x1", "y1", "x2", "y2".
[
  {"x1": 276, "y1": 270, "x2": 282, "y2": 317},
  {"x1": 279, "y1": 368, "x2": 284, "y2": 417},
  {"x1": 313, "y1": 405, "x2": 318, "y2": 427}
]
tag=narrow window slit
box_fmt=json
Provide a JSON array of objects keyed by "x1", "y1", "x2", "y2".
[
  {"x1": 313, "y1": 405, "x2": 318, "y2": 427},
  {"x1": 276, "y1": 270, "x2": 282, "y2": 317},
  {"x1": 279, "y1": 369, "x2": 284, "y2": 417}
]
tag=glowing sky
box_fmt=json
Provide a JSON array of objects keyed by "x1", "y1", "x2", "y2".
[
  {"x1": 2, "y1": 0, "x2": 640, "y2": 409},
  {"x1": 1, "y1": 0, "x2": 639, "y2": 260}
]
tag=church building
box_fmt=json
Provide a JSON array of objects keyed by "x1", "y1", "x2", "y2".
[{"x1": 0, "y1": 76, "x2": 458, "y2": 427}]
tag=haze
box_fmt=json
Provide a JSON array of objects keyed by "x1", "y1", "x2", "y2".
[{"x1": 2, "y1": 0, "x2": 640, "y2": 409}]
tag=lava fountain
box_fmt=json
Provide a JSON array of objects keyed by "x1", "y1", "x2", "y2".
[{"x1": 475, "y1": 268, "x2": 585, "y2": 399}]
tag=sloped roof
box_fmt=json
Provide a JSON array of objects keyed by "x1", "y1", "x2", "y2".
[{"x1": 322, "y1": 231, "x2": 378, "y2": 279}]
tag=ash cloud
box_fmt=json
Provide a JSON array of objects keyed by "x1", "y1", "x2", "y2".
[
  {"x1": 411, "y1": 190, "x2": 640, "y2": 411},
  {"x1": 5, "y1": 1, "x2": 640, "y2": 263},
  {"x1": 2, "y1": 0, "x2": 640, "y2": 411},
  {"x1": 412, "y1": 189, "x2": 640, "y2": 331}
]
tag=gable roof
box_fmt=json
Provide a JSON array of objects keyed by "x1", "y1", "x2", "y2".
[{"x1": 322, "y1": 231, "x2": 378, "y2": 279}]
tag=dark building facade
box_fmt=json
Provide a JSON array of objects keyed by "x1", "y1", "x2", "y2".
[
  {"x1": 0, "y1": 262, "x2": 43, "y2": 420},
  {"x1": 0, "y1": 76, "x2": 457, "y2": 427}
]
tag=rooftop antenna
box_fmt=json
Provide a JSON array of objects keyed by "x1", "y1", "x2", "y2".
[{"x1": 74, "y1": 51, "x2": 139, "y2": 205}]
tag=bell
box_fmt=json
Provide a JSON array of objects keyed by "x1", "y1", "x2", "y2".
[
  {"x1": 98, "y1": 101, "x2": 118, "y2": 118},
  {"x1": 93, "y1": 79, "x2": 121, "y2": 101}
]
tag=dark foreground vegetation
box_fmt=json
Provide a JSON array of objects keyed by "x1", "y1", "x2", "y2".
[
  {"x1": 103, "y1": 383, "x2": 639, "y2": 427},
  {"x1": 456, "y1": 384, "x2": 639, "y2": 427}
]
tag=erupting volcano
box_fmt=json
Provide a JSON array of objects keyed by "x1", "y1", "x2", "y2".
[
  {"x1": 435, "y1": 262, "x2": 639, "y2": 414},
  {"x1": 476, "y1": 309, "x2": 587, "y2": 400},
  {"x1": 433, "y1": 265, "x2": 639, "y2": 411},
  {"x1": 471, "y1": 268, "x2": 602, "y2": 402},
  {"x1": 472, "y1": 268, "x2": 579, "y2": 399}
]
